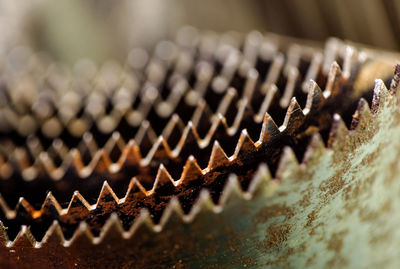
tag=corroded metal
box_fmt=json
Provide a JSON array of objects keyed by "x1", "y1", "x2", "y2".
[
  {"x1": 1, "y1": 79, "x2": 400, "y2": 268},
  {"x1": 0, "y1": 31, "x2": 400, "y2": 268}
]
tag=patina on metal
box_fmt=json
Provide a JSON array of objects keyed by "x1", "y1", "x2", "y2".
[{"x1": 0, "y1": 32, "x2": 400, "y2": 268}]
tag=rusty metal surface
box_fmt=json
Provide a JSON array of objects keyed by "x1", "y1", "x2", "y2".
[
  {"x1": 0, "y1": 32, "x2": 400, "y2": 268},
  {"x1": 0, "y1": 51, "x2": 358, "y2": 240},
  {"x1": 1, "y1": 79, "x2": 400, "y2": 268}
]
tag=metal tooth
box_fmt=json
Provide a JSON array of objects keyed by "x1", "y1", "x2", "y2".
[
  {"x1": 275, "y1": 146, "x2": 300, "y2": 180},
  {"x1": 150, "y1": 164, "x2": 176, "y2": 194},
  {"x1": 263, "y1": 52, "x2": 284, "y2": 90},
  {"x1": 350, "y1": 98, "x2": 372, "y2": 131},
  {"x1": 240, "y1": 31, "x2": 264, "y2": 76},
  {"x1": 190, "y1": 99, "x2": 213, "y2": 129},
  {"x1": 232, "y1": 129, "x2": 257, "y2": 157},
  {"x1": 96, "y1": 182, "x2": 119, "y2": 209},
  {"x1": 65, "y1": 191, "x2": 91, "y2": 215},
  {"x1": 211, "y1": 50, "x2": 241, "y2": 94},
  {"x1": 207, "y1": 141, "x2": 229, "y2": 170},
  {"x1": 14, "y1": 198, "x2": 35, "y2": 220},
  {"x1": 40, "y1": 192, "x2": 62, "y2": 217},
  {"x1": 0, "y1": 155, "x2": 12, "y2": 179},
  {"x1": 103, "y1": 132, "x2": 126, "y2": 156},
  {"x1": 89, "y1": 150, "x2": 112, "y2": 175},
  {"x1": 342, "y1": 46, "x2": 356, "y2": 79},
  {"x1": 371, "y1": 79, "x2": 392, "y2": 113},
  {"x1": 279, "y1": 66, "x2": 299, "y2": 108},
  {"x1": 213, "y1": 87, "x2": 238, "y2": 119},
  {"x1": 156, "y1": 79, "x2": 187, "y2": 118},
  {"x1": 323, "y1": 61, "x2": 343, "y2": 98},
  {"x1": 186, "y1": 62, "x2": 214, "y2": 105},
  {"x1": 389, "y1": 63, "x2": 400, "y2": 95},
  {"x1": 242, "y1": 68, "x2": 259, "y2": 101},
  {"x1": 322, "y1": 38, "x2": 341, "y2": 75},
  {"x1": 327, "y1": 113, "x2": 349, "y2": 149},
  {"x1": 173, "y1": 121, "x2": 201, "y2": 154},
  {"x1": 258, "y1": 113, "x2": 280, "y2": 144},
  {"x1": 7, "y1": 225, "x2": 37, "y2": 249},
  {"x1": 302, "y1": 52, "x2": 323, "y2": 92},
  {"x1": 134, "y1": 120, "x2": 157, "y2": 149},
  {"x1": 78, "y1": 132, "x2": 99, "y2": 162},
  {"x1": 141, "y1": 136, "x2": 172, "y2": 167},
  {"x1": 301, "y1": 133, "x2": 326, "y2": 165},
  {"x1": 177, "y1": 156, "x2": 203, "y2": 185},
  {"x1": 280, "y1": 97, "x2": 306, "y2": 135},
  {"x1": 303, "y1": 80, "x2": 325, "y2": 115},
  {"x1": 116, "y1": 139, "x2": 142, "y2": 167}
]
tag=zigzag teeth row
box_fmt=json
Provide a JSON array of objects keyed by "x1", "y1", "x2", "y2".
[
  {"x1": 0, "y1": 67, "x2": 335, "y2": 182},
  {"x1": 2, "y1": 29, "x2": 397, "y2": 245},
  {"x1": 0, "y1": 36, "x2": 353, "y2": 142},
  {"x1": 0, "y1": 164, "x2": 271, "y2": 247},
  {"x1": 0, "y1": 74, "x2": 396, "y2": 242},
  {"x1": 0, "y1": 57, "x2": 352, "y2": 182},
  {"x1": 0, "y1": 73, "x2": 397, "y2": 244}
]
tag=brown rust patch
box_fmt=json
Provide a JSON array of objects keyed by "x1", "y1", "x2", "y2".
[
  {"x1": 264, "y1": 247, "x2": 294, "y2": 266},
  {"x1": 320, "y1": 170, "x2": 346, "y2": 197},
  {"x1": 306, "y1": 210, "x2": 317, "y2": 227},
  {"x1": 306, "y1": 253, "x2": 317, "y2": 267},
  {"x1": 264, "y1": 224, "x2": 291, "y2": 249},
  {"x1": 359, "y1": 199, "x2": 392, "y2": 222},
  {"x1": 299, "y1": 192, "x2": 311, "y2": 208},
  {"x1": 326, "y1": 230, "x2": 348, "y2": 267},
  {"x1": 253, "y1": 204, "x2": 294, "y2": 225},
  {"x1": 327, "y1": 230, "x2": 346, "y2": 252}
]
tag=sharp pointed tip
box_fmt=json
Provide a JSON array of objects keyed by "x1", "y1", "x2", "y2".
[
  {"x1": 390, "y1": 63, "x2": 400, "y2": 94},
  {"x1": 331, "y1": 60, "x2": 340, "y2": 68},
  {"x1": 374, "y1": 78, "x2": 383, "y2": 87},
  {"x1": 127, "y1": 139, "x2": 135, "y2": 147},
  {"x1": 248, "y1": 68, "x2": 258, "y2": 78},
  {"x1": 83, "y1": 132, "x2": 93, "y2": 142},
  {"x1": 71, "y1": 148, "x2": 80, "y2": 157},
  {"x1": 171, "y1": 113, "x2": 179, "y2": 121},
  {"x1": 112, "y1": 131, "x2": 120, "y2": 140},
  {"x1": 46, "y1": 191, "x2": 53, "y2": 198},
  {"x1": 39, "y1": 152, "x2": 48, "y2": 160},
  {"x1": 142, "y1": 120, "x2": 150, "y2": 128},
  {"x1": 227, "y1": 87, "x2": 237, "y2": 96},
  {"x1": 333, "y1": 113, "x2": 341, "y2": 121}
]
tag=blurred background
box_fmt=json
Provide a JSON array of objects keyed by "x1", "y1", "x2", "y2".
[{"x1": 0, "y1": 0, "x2": 399, "y2": 65}]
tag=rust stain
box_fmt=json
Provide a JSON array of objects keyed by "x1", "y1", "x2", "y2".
[{"x1": 253, "y1": 205, "x2": 294, "y2": 225}]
